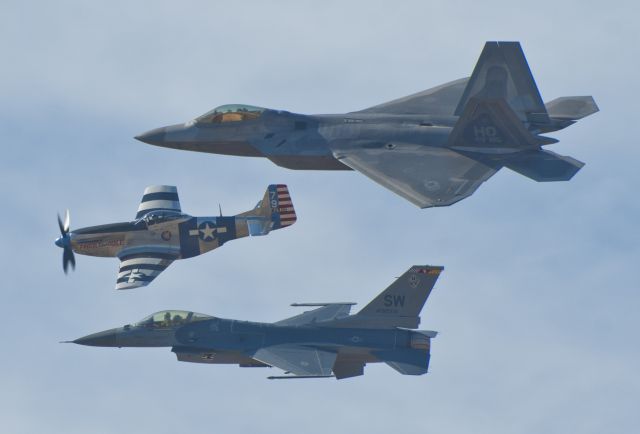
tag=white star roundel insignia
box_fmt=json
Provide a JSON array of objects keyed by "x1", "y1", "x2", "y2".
[
  {"x1": 198, "y1": 221, "x2": 217, "y2": 241},
  {"x1": 125, "y1": 269, "x2": 145, "y2": 283}
]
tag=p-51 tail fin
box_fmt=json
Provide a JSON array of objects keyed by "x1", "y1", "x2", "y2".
[{"x1": 238, "y1": 184, "x2": 296, "y2": 235}]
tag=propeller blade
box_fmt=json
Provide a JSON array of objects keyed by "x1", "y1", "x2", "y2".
[
  {"x1": 57, "y1": 213, "x2": 66, "y2": 236},
  {"x1": 63, "y1": 247, "x2": 76, "y2": 274},
  {"x1": 63, "y1": 209, "x2": 70, "y2": 233},
  {"x1": 63, "y1": 250, "x2": 69, "y2": 274}
]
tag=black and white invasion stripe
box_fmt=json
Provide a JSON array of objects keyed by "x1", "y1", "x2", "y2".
[{"x1": 135, "y1": 185, "x2": 181, "y2": 219}]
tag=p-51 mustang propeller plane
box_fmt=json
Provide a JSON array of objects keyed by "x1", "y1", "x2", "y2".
[
  {"x1": 54, "y1": 184, "x2": 296, "y2": 289},
  {"x1": 69, "y1": 265, "x2": 443, "y2": 380},
  {"x1": 137, "y1": 41, "x2": 598, "y2": 209}
]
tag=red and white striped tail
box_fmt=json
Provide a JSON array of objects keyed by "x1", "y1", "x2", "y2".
[{"x1": 275, "y1": 184, "x2": 296, "y2": 227}]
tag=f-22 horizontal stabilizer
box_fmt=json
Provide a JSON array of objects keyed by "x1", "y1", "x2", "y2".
[{"x1": 504, "y1": 149, "x2": 584, "y2": 182}]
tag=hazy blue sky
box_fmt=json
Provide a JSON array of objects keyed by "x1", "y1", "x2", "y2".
[{"x1": 1, "y1": 1, "x2": 638, "y2": 433}]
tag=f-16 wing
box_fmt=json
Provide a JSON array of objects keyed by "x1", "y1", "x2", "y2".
[
  {"x1": 250, "y1": 345, "x2": 336, "y2": 377},
  {"x1": 332, "y1": 143, "x2": 497, "y2": 208},
  {"x1": 116, "y1": 252, "x2": 178, "y2": 290}
]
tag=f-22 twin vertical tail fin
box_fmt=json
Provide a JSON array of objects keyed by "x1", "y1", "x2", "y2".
[
  {"x1": 238, "y1": 184, "x2": 297, "y2": 236},
  {"x1": 449, "y1": 41, "x2": 588, "y2": 182},
  {"x1": 454, "y1": 41, "x2": 549, "y2": 124}
]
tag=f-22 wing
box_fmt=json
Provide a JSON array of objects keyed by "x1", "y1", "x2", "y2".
[{"x1": 332, "y1": 143, "x2": 497, "y2": 208}]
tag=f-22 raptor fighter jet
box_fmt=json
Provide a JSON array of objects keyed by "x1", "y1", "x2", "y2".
[
  {"x1": 54, "y1": 184, "x2": 296, "y2": 289},
  {"x1": 71, "y1": 265, "x2": 443, "y2": 379},
  {"x1": 137, "y1": 41, "x2": 598, "y2": 208}
]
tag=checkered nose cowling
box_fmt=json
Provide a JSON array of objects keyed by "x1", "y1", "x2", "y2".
[{"x1": 272, "y1": 184, "x2": 296, "y2": 229}]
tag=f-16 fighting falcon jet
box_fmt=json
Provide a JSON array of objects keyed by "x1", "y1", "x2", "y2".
[
  {"x1": 136, "y1": 41, "x2": 598, "y2": 209},
  {"x1": 54, "y1": 184, "x2": 296, "y2": 289},
  {"x1": 70, "y1": 265, "x2": 443, "y2": 379}
]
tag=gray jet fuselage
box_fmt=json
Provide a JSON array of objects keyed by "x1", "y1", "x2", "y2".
[
  {"x1": 136, "y1": 42, "x2": 599, "y2": 209},
  {"x1": 140, "y1": 111, "x2": 454, "y2": 171},
  {"x1": 76, "y1": 315, "x2": 430, "y2": 365},
  {"x1": 71, "y1": 265, "x2": 443, "y2": 378}
]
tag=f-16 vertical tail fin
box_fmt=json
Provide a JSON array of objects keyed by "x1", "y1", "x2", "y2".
[
  {"x1": 238, "y1": 184, "x2": 296, "y2": 235},
  {"x1": 333, "y1": 266, "x2": 443, "y2": 329}
]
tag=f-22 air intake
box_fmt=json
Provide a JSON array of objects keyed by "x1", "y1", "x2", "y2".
[{"x1": 136, "y1": 41, "x2": 598, "y2": 208}]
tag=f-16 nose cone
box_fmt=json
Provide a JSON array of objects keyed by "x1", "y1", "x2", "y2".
[
  {"x1": 135, "y1": 127, "x2": 166, "y2": 145},
  {"x1": 73, "y1": 329, "x2": 119, "y2": 347}
]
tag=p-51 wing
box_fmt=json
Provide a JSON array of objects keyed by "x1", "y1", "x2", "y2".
[
  {"x1": 116, "y1": 252, "x2": 177, "y2": 290},
  {"x1": 332, "y1": 143, "x2": 497, "y2": 208}
]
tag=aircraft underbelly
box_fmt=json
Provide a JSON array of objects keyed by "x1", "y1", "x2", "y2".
[
  {"x1": 160, "y1": 140, "x2": 263, "y2": 157},
  {"x1": 267, "y1": 155, "x2": 351, "y2": 170}
]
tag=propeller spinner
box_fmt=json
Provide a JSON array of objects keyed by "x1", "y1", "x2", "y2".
[{"x1": 55, "y1": 210, "x2": 76, "y2": 274}]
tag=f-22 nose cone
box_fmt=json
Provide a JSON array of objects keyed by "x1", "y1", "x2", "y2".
[
  {"x1": 73, "y1": 329, "x2": 119, "y2": 347},
  {"x1": 135, "y1": 127, "x2": 166, "y2": 145}
]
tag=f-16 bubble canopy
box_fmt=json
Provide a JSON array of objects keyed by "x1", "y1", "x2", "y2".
[
  {"x1": 195, "y1": 104, "x2": 266, "y2": 124},
  {"x1": 135, "y1": 310, "x2": 213, "y2": 329}
]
